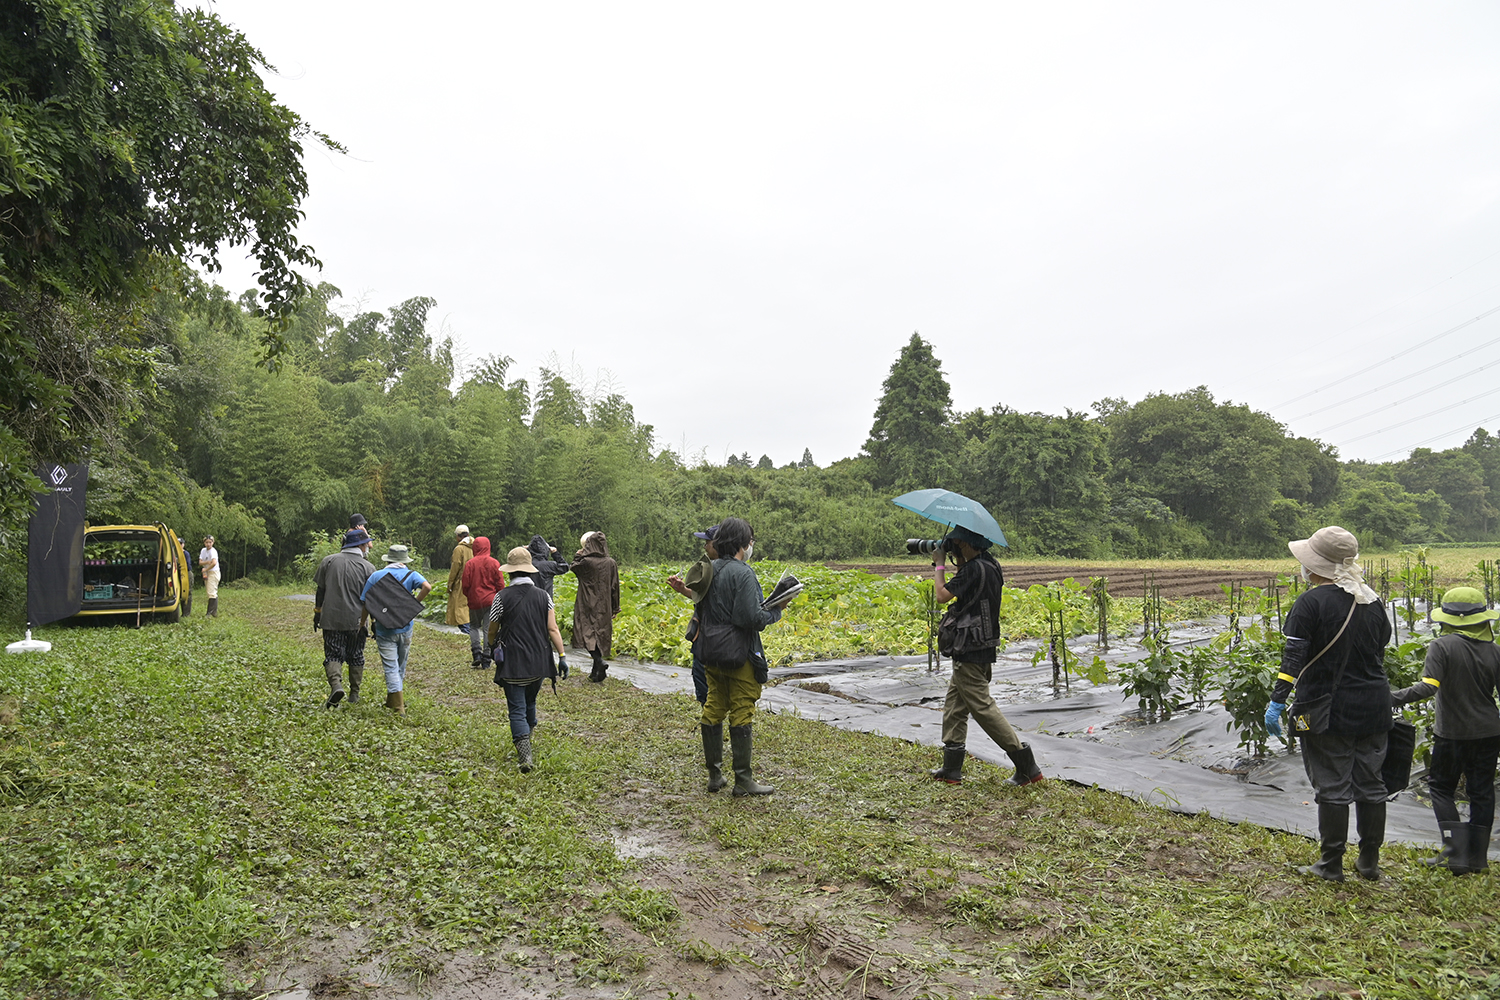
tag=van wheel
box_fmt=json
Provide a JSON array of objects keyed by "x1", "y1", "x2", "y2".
[{"x1": 163, "y1": 604, "x2": 182, "y2": 624}]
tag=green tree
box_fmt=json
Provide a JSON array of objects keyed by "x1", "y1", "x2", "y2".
[
  {"x1": 1100, "y1": 387, "x2": 1289, "y2": 549},
  {"x1": 1462, "y1": 427, "x2": 1500, "y2": 534},
  {"x1": 1279, "y1": 436, "x2": 1341, "y2": 507},
  {"x1": 863, "y1": 333, "x2": 958, "y2": 491},
  {"x1": 955, "y1": 406, "x2": 1112, "y2": 556},
  {"x1": 0, "y1": 0, "x2": 333, "y2": 539},
  {"x1": 1339, "y1": 480, "x2": 1427, "y2": 547},
  {"x1": 1392, "y1": 447, "x2": 1493, "y2": 538}
]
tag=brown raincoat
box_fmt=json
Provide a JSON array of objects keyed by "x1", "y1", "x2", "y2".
[
  {"x1": 445, "y1": 535, "x2": 474, "y2": 625},
  {"x1": 571, "y1": 532, "x2": 620, "y2": 656}
]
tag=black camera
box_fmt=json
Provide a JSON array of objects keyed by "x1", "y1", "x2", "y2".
[{"x1": 906, "y1": 538, "x2": 948, "y2": 555}]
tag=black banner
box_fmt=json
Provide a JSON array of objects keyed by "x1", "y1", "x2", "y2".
[{"x1": 27, "y1": 462, "x2": 88, "y2": 626}]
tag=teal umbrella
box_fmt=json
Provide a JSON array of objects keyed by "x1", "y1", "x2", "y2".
[{"x1": 891, "y1": 489, "x2": 1008, "y2": 547}]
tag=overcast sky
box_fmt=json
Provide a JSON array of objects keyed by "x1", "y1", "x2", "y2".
[{"x1": 203, "y1": 1, "x2": 1500, "y2": 467}]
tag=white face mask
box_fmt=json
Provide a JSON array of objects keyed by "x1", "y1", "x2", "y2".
[
  {"x1": 744, "y1": 543, "x2": 754, "y2": 561},
  {"x1": 1300, "y1": 565, "x2": 1311, "y2": 583}
]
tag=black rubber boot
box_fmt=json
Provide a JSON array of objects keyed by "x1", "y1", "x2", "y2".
[
  {"x1": 1005, "y1": 743, "x2": 1044, "y2": 786},
  {"x1": 515, "y1": 735, "x2": 534, "y2": 774},
  {"x1": 702, "y1": 723, "x2": 727, "y2": 792},
  {"x1": 1440, "y1": 821, "x2": 1477, "y2": 875},
  {"x1": 207, "y1": 597, "x2": 218, "y2": 618},
  {"x1": 1354, "y1": 801, "x2": 1385, "y2": 881},
  {"x1": 347, "y1": 662, "x2": 363, "y2": 704},
  {"x1": 929, "y1": 743, "x2": 965, "y2": 783},
  {"x1": 1467, "y1": 825, "x2": 1492, "y2": 874},
  {"x1": 1299, "y1": 803, "x2": 1348, "y2": 882},
  {"x1": 323, "y1": 661, "x2": 345, "y2": 708},
  {"x1": 729, "y1": 724, "x2": 774, "y2": 797},
  {"x1": 589, "y1": 650, "x2": 607, "y2": 682}
]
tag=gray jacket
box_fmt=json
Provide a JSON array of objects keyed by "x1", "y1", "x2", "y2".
[{"x1": 314, "y1": 548, "x2": 374, "y2": 631}]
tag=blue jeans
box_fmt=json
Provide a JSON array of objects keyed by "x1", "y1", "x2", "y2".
[
  {"x1": 375, "y1": 630, "x2": 412, "y2": 693},
  {"x1": 503, "y1": 680, "x2": 540, "y2": 740},
  {"x1": 691, "y1": 655, "x2": 707, "y2": 705}
]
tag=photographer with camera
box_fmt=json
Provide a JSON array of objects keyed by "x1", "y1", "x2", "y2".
[{"x1": 925, "y1": 525, "x2": 1043, "y2": 788}]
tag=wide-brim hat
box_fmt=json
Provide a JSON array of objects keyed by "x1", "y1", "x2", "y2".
[
  {"x1": 1432, "y1": 586, "x2": 1499, "y2": 627},
  {"x1": 341, "y1": 528, "x2": 370, "y2": 549},
  {"x1": 383, "y1": 543, "x2": 411, "y2": 563},
  {"x1": 1288, "y1": 525, "x2": 1359, "y2": 578},
  {"x1": 499, "y1": 547, "x2": 536, "y2": 573}
]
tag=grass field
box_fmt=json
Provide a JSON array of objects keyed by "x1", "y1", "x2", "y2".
[{"x1": 1, "y1": 586, "x2": 1499, "y2": 999}]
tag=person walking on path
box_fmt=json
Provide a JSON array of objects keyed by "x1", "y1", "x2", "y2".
[
  {"x1": 696, "y1": 517, "x2": 793, "y2": 796},
  {"x1": 486, "y1": 546, "x2": 569, "y2": 773},
  {"x1": 525, "y1": 535, "x2": 570, "y2": 598},
  {"x1": 461, "y1": 535, "x2": 504, "y2": 668},
  {"x1": 1391, "y1": 586, "x2": 1500, "y2": 875},
  {"x1": 571, "y1": 531, "x2": 620, "y2": 682},
  {"x1": 446, "y1": 525, "x2": 474, "y2": 633},
  {"x1": 667, "y1": 525, "x2": 719, "y2": 705},
  {"x1": 198, "y1": 535, "x2": 221, "y2": 618},
  {"x1": 360, "y1": 544, "x2": 432, "y2": 715},
  {"x1": 1265, "y1": 525, "x2": 1393, "y2": 882},
  {"x1": 927, "y1": 525, "x2": 1043, "y2": 789},
  {"x1": 313, "y1": 528, "x2": 374, "y2": 708}
]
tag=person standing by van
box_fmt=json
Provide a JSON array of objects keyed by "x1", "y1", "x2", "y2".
[{"x1": 198, "y1": 536, "x2": 221, "y2": 618}]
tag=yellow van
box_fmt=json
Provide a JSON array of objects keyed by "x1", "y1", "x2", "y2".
[{"x1": 74, "y1": 524, "x2": 194, "y2": 623}]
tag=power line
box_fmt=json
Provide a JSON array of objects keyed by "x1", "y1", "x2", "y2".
[
  {"x1": 1337, "y1": 384, "x2": 1500, "y2": 445},
  {"x1": 1371, "y1": 410, "x2": 1500, "y2": 461},
  {"x1": 1273, "y1": 303, "x2": 1500, "y2": 409},
  {"x1": 1309, "y1": 355, "x2": 1500, "y2": 436},
  {"x1": 1291, "y1": 331, "x2": 1500, "y2": 421}
]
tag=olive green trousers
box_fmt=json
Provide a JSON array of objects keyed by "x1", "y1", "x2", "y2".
[
  {"x1": 702, "y1": 660, "x2": 761, "y2": 728},
  {"x1": 941, "y1": 659, "x2": 1023, "y2": 752}
]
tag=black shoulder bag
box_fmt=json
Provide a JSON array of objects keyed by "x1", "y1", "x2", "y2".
[
  {"x1": 364, "y1": 569, "x2": 425, "y2": 630},
  {"x1": 938, "y1": 558, "x2": 1000, "y2": 659}
]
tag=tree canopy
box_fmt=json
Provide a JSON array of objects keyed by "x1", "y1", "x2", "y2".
[{"x1": 0, "y1": 0, "x2": 333, "y2": 543}]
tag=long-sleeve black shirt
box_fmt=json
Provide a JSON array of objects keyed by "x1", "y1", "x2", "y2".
[{"x1": 1272, "y1": 584, "x2": 1393, "y2": 736}]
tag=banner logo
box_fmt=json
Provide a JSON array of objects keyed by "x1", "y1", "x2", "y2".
[{"x1": 50, "y1": 466, "x2": 68, "y2": 486}]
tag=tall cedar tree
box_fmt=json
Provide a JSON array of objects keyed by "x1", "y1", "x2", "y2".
[{"x1": 863, "y1": 333, "x2": 959, "y2": 491}]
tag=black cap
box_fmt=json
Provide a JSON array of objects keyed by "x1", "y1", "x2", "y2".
[
  {"x1": 942, "y1": 525, "x2": 992, "y2": 550},
  {"x1": 349, "y1": 513, "x2": 367, "y2": 528}
]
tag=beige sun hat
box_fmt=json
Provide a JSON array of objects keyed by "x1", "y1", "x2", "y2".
[
  {"x1": 498, "y1": 546, "x2": 536, "y2": 573},
  {"x1": 1288, "y1": 525, "x2": 1360, "y2": 578}
]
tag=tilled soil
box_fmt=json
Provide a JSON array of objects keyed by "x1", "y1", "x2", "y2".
[{"x1": 825, "y1": 563, "x2": 1281, "y2": 598}]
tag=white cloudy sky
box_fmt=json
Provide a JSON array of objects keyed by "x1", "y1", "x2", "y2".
[{"x1": 203, "y1": 1, "x2": 1500, "y2": 467}]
